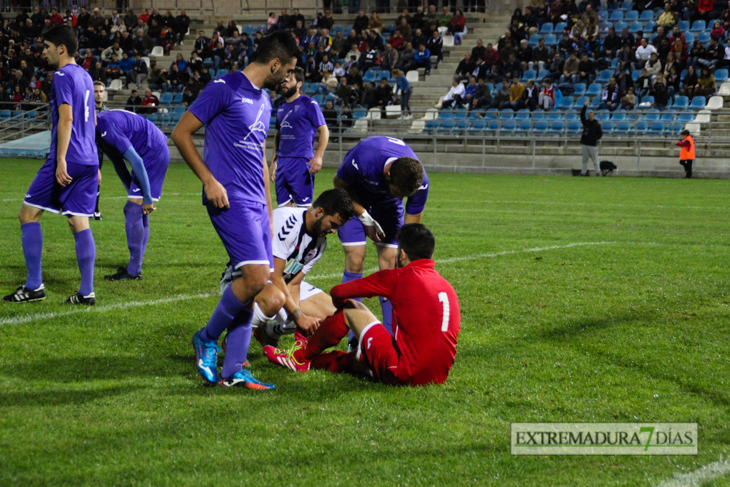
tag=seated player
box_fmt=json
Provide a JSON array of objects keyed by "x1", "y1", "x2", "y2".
[
  {"x1": 96, "y1": 109, "x2": 170, "y2": 280},
  {"x1": 265, "y1": 224, "x2": 461, "y2": 387},
  {"x1": 219, "y1": 189, "x2": 355, "y2": 355},
  {"x1": 335, "y1": 136, "x2": 429, "y2": 348}
]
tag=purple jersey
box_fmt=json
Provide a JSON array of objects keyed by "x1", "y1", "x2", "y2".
[
  {"x1": 188, "y1": 72, "x2": 271, "y2": 206},
  {"x1": 96, "y1": 110, "x2": 167, "y2": 162},
  {"x1": 336, "y1": 136, "x2": 429, "y2": 215},
  {"x1": 50, "y1": 64, "x2": 97, "y2": 166},
  {"x1": 275, "y1": 95, "x2": 326, "y2": 160}
]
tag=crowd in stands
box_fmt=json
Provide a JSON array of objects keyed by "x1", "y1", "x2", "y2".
[{"x1": 441, "y1": 0, "x2": 730, "y2": 116}]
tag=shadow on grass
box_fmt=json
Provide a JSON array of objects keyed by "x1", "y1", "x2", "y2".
[{"x1": 0, "y1": 385, "x2": 146, "y2": 407}]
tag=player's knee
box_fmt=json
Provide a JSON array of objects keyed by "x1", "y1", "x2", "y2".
[
  {"x1": 266, "y1": 286, "x2": 286, "y2": 311},
  {"x1": 344, "y1": 252, "x2": 365, "y2": 273}
]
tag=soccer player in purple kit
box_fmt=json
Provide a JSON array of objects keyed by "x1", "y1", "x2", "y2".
[
  {"x1": 334, "y1": 136, "x2": 429, "y2": 348},
  {"x1": 171, "y1": 30, "x2": 299, "y2": 390},
  {"x1": 96, "y1": 110, "x2": 170, "y2": 281},
  {"x1": 270, "y1": 66, "x2": 329, "y2": 207},
  {"x1": 3, "y1": 26, "x2": 98, "y2": 305}
]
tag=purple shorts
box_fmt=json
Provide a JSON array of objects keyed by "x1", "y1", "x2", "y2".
[
  {"x1": 24, "y1": 160, "x2": 99, "y2": 217},
  {"x1": 128, "y1": 148, "x2": 170, "y2": 202},
  {"x1": 337, "y1": 199, "x2": 404, "y2": 249},
  {"x1": 207, "y1": 200, "x2": 273, "y2": 271},
  {"x1": 275, "y1": 157, "x2": 315, "y2": 206}
]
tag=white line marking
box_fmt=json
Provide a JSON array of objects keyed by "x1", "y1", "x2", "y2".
[
  {"x1": 2, "y1": 192, "x2": 201, "y2": 203},
  {"x1": 655, "y1": 459, "x2": 730, "y2": 487},
  {"x1": 435, "y1": 199, "x2": 730, "y2": 212},
  {"x1": 0, "y1": 292, "x2": 216, "y2": 326}
]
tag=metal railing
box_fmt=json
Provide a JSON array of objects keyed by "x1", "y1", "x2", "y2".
[{"x1": 0, "y1": 104, "x2": 51, "y2": 143}]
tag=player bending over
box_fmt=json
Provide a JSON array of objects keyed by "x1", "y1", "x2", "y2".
[
  {"x1": 96, "y1": 109, "x2": 170, "y2": 280},
  {"x1": 172, "y1": 30, "x2": 299, "y2": 390},
  {"x1": 271, "y1": 66, "x2": 328, "y2": 207},
  {"x1": 220, "y1": 189, "x2": 354, "y2": 361},
  {"x1": 265, "y1": 224, "x2": 461, "y2": 387},
  {"x1": 4, "y1": 26, "x2": 98, "y2": 305},
  {"x1": 334, "y1": 136, "x2": 429, "y2": 347}
]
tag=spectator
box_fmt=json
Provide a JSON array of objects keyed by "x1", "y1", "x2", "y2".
[
  {"x1": 374, "y1": 77, "x2": 392, "y2": 117},
  {"x1": 522, "y1": 79, "x2": 539, "y2": 111},
  {"x1": 182, "y1": 76, "x2": 200, "y2": 105},
  {"x1": 600, "y1": 77, "x2": 621, "y2": 111},
  {"x1": 636, "y1": 38, "x2": 658, "y2": 68},
  {"x1": 140, "y1": 88, "x2": 159, "y2": 114},
  {"x1": 438, "y1": 6, "x2": 452, "y2": 28},
  {"x1": 657, "y1": 2, "x2": 678, "y2": 28},
  {"x1": 134, "y1": 28, "x2": 154, "y2": 56},
  {"x1": 321, "y1": 99, "x2": 338, "y2": 133},
  {"x1": 490, "y1": 78, "x2": 511, "y2": 108},
  {"x1": 388, "y1": 30, "x2": 405, "y2": 51},
  {"x1": 369, "y1": 12, "x2": 384, "y2": 33},
  {"x1": 148, "y1": 64, "x2": 168, "y2": 92},
  {"x1": 455, "y1": 52, "x2": 475, "y2": 81},
  {"x1": 414, "y1": 43, "x2": 432, "y2": 74},
  {"x1": 579, "y1": 100, "x2": 603, "y2": 176},
  {"x1": 441, "y1": 76, "x2": 466, "y2": 109},
  {"x1": 427, "y1": 30, "x2": 443, "y2": 62},
  {"x1": 636, "y1": 68, "x2": 653, "y2": 97},
  {"x1": 468, "y1": 77, "x2": 492, "y2": 110},
  {"x1": 604, "y1": 28, "x2": 622, "y2": 58},
  {"x1": 645, "y1": 52, "x2": 663, "y2": 80},
  {"x1": 89, "y1": 62, "x2": 107, "y2": 86},
  {"x1": 125, "y1": 89, "x2": 142, "y2": 112},
  {"x1": 651, "y1": 74, "x2": 671, "y2": 109},
  {"x1": 382, "y1": 43, "x2": 399, "y2": 71},
  {"x1": 335, "y1": 76, "x2": 355, "y2": 107},
  {"x1": 359, "y1": 47, "x2": 378, "y2": 73},
  {"x1": 353, "y1": 10, "x2": 369, "y2": 34},
  {"x1": 681, "y1": 65, "x2": 700, "y2": 98},
  {"x1": 471, "y1": 38, "x2": 486, "y2": 61},
  {"x1": 538, "y1": 78, "x2": 559, "y2": 111},
  {"x1": 449, "y1": 9, "x2": 466, "y2": 35},
  {"x1": 397, "y1": 42, "x2": 416, "y2": 72},
  {"x1": 676, "y1": 129, "x2": 696, "y2": 178},
  {"x1": 504, "y1": 75, "x2": 525, "y2": 110},
  {"x1": 174, "y1": 9, "x2": 191, "y2": 45},
  {"x1": 128, "y1": 53, "x2": 148, "y2": 88},
  {"x1": 561, "y1": 52, "x2": 580, "y2": 84},
  {"x1": 696, "y1": 67, "x2": 716, "y2": 97},
  {"x1": 391, "y1": 69, "x2": 411, "y2": 119},
  {"x1": 622, "y1": 86, "x2": 637, "y2": 110},
  {"x1": 165, "y1": 63, "x2": 187, "y2": 92},
  {"x1": 503, "y1": 52, "x2": 522, "y2": 79}
]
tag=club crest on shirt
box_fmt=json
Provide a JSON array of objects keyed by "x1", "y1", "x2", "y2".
[
  {"x1": 234, "y1": 103, "x2": 269, "y2": 151},
  {"x1": 280, "y1": 110, "x2": 293, "y2": 130}
]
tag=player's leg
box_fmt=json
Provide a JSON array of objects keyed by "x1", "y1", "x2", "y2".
[
  {"x1": 287, "y1": 159, "x2": 315, "y2": 207},
  {"x1": 251, "y1": 282, "x2": 286, "y2": 329},
  {"x1": 590, "y1": 147, "x2": 601, "y2": 176},
  {"x1": 581, "y1": 145, "x2": 589, "y2": 176},
  {"x1": 109, "y1": 198, "x2": 147, "y2": 280},
  {"x1": 274, "y1": 160, "x2": 293, "y2": 207},
  {"x1": 94, "y1": 169, "x2": 102, "y2": 220},
  {"x1": 371, "y1": 201, "x2": 403, "y2": 335},
  {"x1": 300, "y1": 289, "x2": 337, "y2": 320},
  {"x1": 338, "y1": 215, "x2": 367, "y2": 347},
  {"x1": 3, "y1": 203, "x2": 46, "y2": 302}
]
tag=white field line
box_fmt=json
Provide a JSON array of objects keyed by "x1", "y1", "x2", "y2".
[
  {"x1": 0, "y1": 241, "x2": 614, "y2": 327},
  {"x1": 434, "y1": 199, "x2": 730, "y2": 212},
  {"x1": 2, "y1": 192, "x2": 201, "y2": 203},
  {"x1": 655, "y1": 458, "x2": 730, "y2": 487}
]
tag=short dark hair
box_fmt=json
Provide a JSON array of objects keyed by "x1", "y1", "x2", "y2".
[
  {"x1": 397, "y1": 224, "x2": 435, "y2": 261},
  {"x1": 292, "y1": 66, "x2": 305, "y2": 84},
  {"x1": 253, "y1": 30, "x2": 299, "y2": 65},
  {"x1": 44, "y1": 25, "x2": 78, "y2": 56},
  {"x1": 313, "y1": 188, "x2": 355, "y2": 221},
  {"x1": 389, "y1": 156, "x2": 424, "y2": 196},
  {"x1": 93, "y1": 80, "x2": 105, "y2": 87}
]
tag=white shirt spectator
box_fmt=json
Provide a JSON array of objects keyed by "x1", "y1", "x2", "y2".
[
  {"x1": 636, "y1": 43, "x2": 658, "y2": 60},
  {"x1": 444, "y1": 82, "x2": 465, "y2": 101}
]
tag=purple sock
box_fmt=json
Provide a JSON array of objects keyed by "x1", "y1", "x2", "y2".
[
  {"x1": 124, "y1": 202, "x2": 145, "y2": 275},
  {"x1": 74, "y1": 229, "x2": 95, "y2": 296},
  {"x1": 201, "y1": 285, "x2": 247, "y2": 343},
  {"x1": 343, "y1": 270, "x2": 363, "y2": 345},
  {"x1": 21, "y1": 222, "x2": 43, "y2": 290},
  {"x1": 221, "y1": 307, "x2": 254, "y2": 379},
  {"x1": 142, "y1": 214, "x2": 150, "y2": 249},
  {"x1": 379, "y1": 296, "x2": 393, "y2": 336}
]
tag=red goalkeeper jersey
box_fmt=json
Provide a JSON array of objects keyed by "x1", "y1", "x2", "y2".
[{"x1": 331, "y1": 259, "x2": 461, "y2": 385}]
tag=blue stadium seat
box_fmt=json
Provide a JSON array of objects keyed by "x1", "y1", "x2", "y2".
[
  {"x1": 597, "y1": 70, "x2": 613, "y2": 83},
  {"x1": 698, "y1": 31, "x2": 711, "y2": 44},
  {"x1": 669, "y1": 122, "x2": 684, "y2": 136},
  {"x1": 216, "y1": 69, "x2": 228, "y2": 77},
  {"x1": 611, "y1": 57, "x2": 620, "y2": 68},
  {"x1": 572, "y1": 83, "x2": 586, "y2": 96},
  {"x1": 515, "y1": 109, "x2": 531, "y2": 121},
  {"x1": 146, "y1": 114, "x2": 159, "y2": 123},
  {"x1": 557, "y1": 98, "x2": 574, "y2": 110},
  {"x1": 546, "y1": 112, "x2": 563, "y2": 122},
  {"x1": 678, "y1": 20, "x2": 690, "y2": 31},
  {"x1": 469, "y1": 120, "x2": 487, "y2": 133},
  {"x1": 160, "y1": 92, "x2": 173, "y2": 104},
  {"x1": 379, "y1": 71, "x2": 391, "y2": 81},
  {"x1": 486, "y1": 120, "x2": 500, "y2": 133},
  {"x1": 363, "y1": 70, "x2": 376, "y2": 82},
  {"x1": 312, "y1": 94, "x2": 324, "y2": 105},
  {"x1": 644, "y1": 109, "x2": 661, "y2": 121},
  {"x1": 172, "y1": 107, "x2": 186, "y2": 115},
  {"x1": 714, "y1": 69, "x2": 729, "y2": 83},
  {"x1": 438, "y1": 120, "x2": 456, "y2": 133},
  {"x1": 555, "y1": 22, "x2": 567, "y2": 32},
  {"x1": 625, "y1": 10, "x2": 639, "y2": 21},
  {"x1": 528, "y1": 34, "x2": 541, "y2": 47},
  {"x1": 516, "y1": 121, "x2": 532, "y2": 133},
  {"x1": 673, "y1": 96, "x2": 689, "y2": 109},
  {"x1": 455, "y1": 120, "x2": 469, "y2": 133},
  {"x1": 243, "y1": 25, "x2": 255, "y2": 35},
  {"x1": 627, "y1": 111, "x2": 641, "y2": 121},
  {"x1": 424, "y1": 120, "x2": 440, "y2": 133},
  {"x1": 684, "y1": 32, "x2": 695, "y2": 44},
  {"x1": 544, "y1": 34, "x2": 557, "y2": 46},
  {"x1": 615, "y1": 121, "x2": 632, "y2": 135},
  {"x1": 690, "y1": 96, "x2": 706, "y2": 109},
  {"x1": 614, "y1": 21, "x2": 627, "y2": 32},
  {"x1": 549, "y1": 122, "x2": 565, "y2": 134},
  {"x1": 575, "y1": 96, "x2": 590, "y2": 107},
  {"x1": 533, "y1": 121, "x2": 549, "y2": 134},
  {"x1": 173, "y1": 93, "x2": 183, "y2": 104},
  {"x1": 586, "y1": 83, "x2": 602, "y2": 97},
  {"x1": 590, "y1": 96, "x2": 603, "y2": 109},
  {"x1": 631, "y1": 69, "x2": 641, "y2": 82},
  {"x1": 639, "y1": 10, "x2": 654, "y2": 21},
  {"x1": 639, "y1": 95, "x2": 655, "y2": 108},
  {"x1": 453, "y1": 109, "x2": 468, "y2": 120},
  {"x1": 602, "y1": 122, "x2": 615, "y2": 134},
  {"x1": 564, "y1": 109, "x2": 578, "y2": 121},
  {"x1": 619, "y1": 1, "x2": 634, "y2": 11},
  {"x1": 610, "y1": 10, "x2": 624, "y2": 21},
  {"x1": 644, "y1": 20, "x2": 656, "y2": 32},
  {"x1": 501, "y1": 120, "x2": 517, "y2": 132},
  {"x1": 521, "y1": 69, "x2": 536, "y2": 82},
  {"x1": 270, "y1": 116, "x2": 276, "y2": 126},
  {"x1": 484, "y1": 108, "x2": 499, "y2": 120},
  {"x1": 678, "y1": 110, "x2": 695, "y2": 123},
  {"x1": 596, "y1": 110, "x2": 610, "y2": 121},
  {"x1": 170, "y1": 113, "x2": 183, "y2": 124},
  {"x1": 0, "y1": 109, "x2": 10, "y2": 120},
  {"x1": 438, "y1": 110, "x2": 453, "y2": 120},
  {"x1": 500, "y1": 109, "x2": 515, "y2": 121},
  {"x1": 661, "y1": 112, "x2": 675, "y2": 122},
  {"x1": 540, "y1": 23, "x2": 554, "y2": 34},
  {"x1": 305, "y1": 83, "x2": 317, "y2": 95},
  {"x1": 611, "y1": 111, "x2": 627, "y2": 121},
  {"x1": 209, "y1": 69, "x2": 215, "y2": 79},
  {"x1": 690, "y1": 20, "x2": 706, "y2": 33},
  {"x1": 567, "y1": 121, "x2": 582, "y2": 135},
  {"x1": 650, "y1": 122, "x2": 665, "y2": 134},
  {"x1": 635, "y1": 121, "x2": 649, "y2": 134},
  {"x1": 532, "y1": 110, "x2": 545, "y2": 121},
  {"x1": 628, "y1": 21, "x2": 643, "y2": 34}
]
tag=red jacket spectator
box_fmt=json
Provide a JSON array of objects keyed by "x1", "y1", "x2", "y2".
[
  {"x1": 49, "y1": 13, "x2": 64, "y2": 26},
  {"x1": 388, "y1": 35, "x2": 404, "y2": 51},
  {"x1": 699, "y1": 0, "x2": 714, "y2": 13},
  {"x1": 483, "y1": 47, "x2": 500, "y2": 66}
]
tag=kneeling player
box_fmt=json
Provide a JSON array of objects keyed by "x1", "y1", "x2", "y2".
[
  {"x1": 218, "y1": 188, "x2": 355, "y2": 386},
  {"x1": 265, "y1": 224, "x2": 461, "y2": 386},
  {"x1": 96, "y1": 110, "x2": 170, "y2": 280}
]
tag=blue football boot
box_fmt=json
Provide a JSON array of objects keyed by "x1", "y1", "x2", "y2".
[
  {"x1": 192, "y1": 328, "x2": 220, "y2": 384},
  {"x1": 219, "y1": 369, "x2": 276, "y2": 390}
]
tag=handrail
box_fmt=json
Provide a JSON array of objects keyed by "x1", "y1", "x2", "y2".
[{"x1": 0, "y1": 104, "x2": 51, "y2": 143}]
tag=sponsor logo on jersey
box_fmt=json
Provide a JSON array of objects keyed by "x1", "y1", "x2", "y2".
[
  {"x1": 280, "y1": 110, "x2": 293, "y2": 130},
  {"x1": 214, "y1": 79, "x2": 226, "y2": 84},
  {"x1": 241, "y1": 97, "x2": 253, "y2": 104},
  {"x1": 351, "y1": 160, "x2": 359, "y2": 171}
]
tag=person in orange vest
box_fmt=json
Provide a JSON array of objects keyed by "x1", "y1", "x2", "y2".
[{"x1": 675, "y1": 129, "x2": 695, "y2": 179}]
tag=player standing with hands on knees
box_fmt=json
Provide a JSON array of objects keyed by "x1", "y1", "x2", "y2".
[
  {"x1": 172, "y1": 31, "x2": 299, "y2": 390},
  {"x1": 271, "y1": 66, "x2": 329, "y2": 207},
  {"x1": 4, "y1": 26, "x2": 98, "y2": 305},
  {"x1": 96, "y1": 110, "x2": 170, "y2": 280},
  {"x1": 333, "y1": 136, "x2": 429, "y2": 349},
  {"x1": 265, "y1": 224, "x2": 461, "y2": 386}
]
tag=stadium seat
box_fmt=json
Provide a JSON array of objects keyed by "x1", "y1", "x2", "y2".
[
  {"x1": 690, "y1": 96, "x2": 707, "y2": 109},
  {"x1": 216, "y1": 69, "x2": 228, "y2": 77},
  {"x1": 625, "y1": 10, "x2": 639, "y2": 21},
  {"x1": 379, "y1": 71, "x2": 391, "y2": 81},
  {"x1": 546, "y1": 112, "x2": 563, "y2": 122},
  {"x1": 669, "y1": 122, "x2": 684, "y2": 135},
  {"x1": 521, "y1": 69, "x2": 536, "y2": 82},
  {"x1": 0, "y1": 109, "x2": 10, "y2": 120},
  {"x1": 312, "y1": 94, "x2": 324, "y2": 105},
  {"x1": 172, "y1": 93, "x2": 183, "y2": 104},
  {"x1": 500, "y1": 109, "x2": 515, "y2": 121},
  {"x1": 208, "y1": 69, "x2": 215, "y2": 79},
  {"x1": 305, "y1": 83, "x2": 317, "y2": 95},
  {"x1": 455, "y1": 120, "x2": 469, "y2": 133},
  {"x1": 549, "y1": 122, "x2": 565, "y2": 134},
  {"x1": 109, "y1": 79, "x2": 123, "y2": 90},
  {"x1": 243, "y1": 25, "x2": 255, "y2": 35},
  {"x1": 639, "y1": 10, "x2": 654, "y2": 21},
  {"x1": 453, "y1": 109, "x2": 468, "y2": 120},
  {"x1": 352, "y1": 108, "x2": 367, "y2": 120},
  {"x1": 602, "y1": 122, "x2": 615, "y2": 134},
  {"x1": 590, "y1": 96, "x2": 602, "y2": 109},
  {"x1": 363, "y1": 70, "x2": 376, "y2": 82},
  {"x1": 610, "y1": 58, "x2": 620, "y2": 69},
  {"x1": 150, "y1": 46, "x2": 164, "y2": 57},
  {"x1": 650, "y1": 122, "x2": 665, "y2": 134},
  {"x1": 690, "y1": 20, "x2": 706, "y2": 33},
  {"x1": 438, "y1": 111, "x2": 453, "y2": 120},
  {"x1": 586, "y1": 83, "x2": 602, "y2": 97},
  {"x1": 611, "y1": 111, "x2": 626, "y2": 122},
  {"x1": 629, "y1": 21, "x2": 643, "y2": 34},
  {"x1": 644, "y1": 109, "x2": 661, "y2": 122},
  {"x1": 484, "y1": 108, "x2": 499, "y2": 120},
  {"x1": 635, "y1": 121, "x2": 649, "y2": 134},
  {"x1": 572, "y1": 83, "x2": 586, "y2": 96},
  {"x1": 424, "y1": 120, "x2": 440, "y2": 133},
  {"x1": 468, "y1": 112, "x2": 483, "y2": 121},
  {"x1": 501, "y1": 120, "x2": 517, "y2": 132},
  {"x1": 142, "y1": 57, "x2": 150, "y2": 68},
  {"x1": 540, "y1": 23, "x2": 553, "y2": 33},
  {"x1": 555, "y1": 22, "x2": 567, "y2": 32},
  {"x1": 160, "y1": 92, "x2": 173, "y2": 104},
  {"x1": 619, "y1": 1, "x2": 634, "y2": 10},
  {"x1": 698, "y1": 31, "x2": 711, "y2": 44},
  {"x1": 631, "y1": 69, "x2": 641, "y2": 82},
  {"x1": 706, "y1": 96, "x2": 723, "y2": 109},
  {"x1": 469, "y1": 120, "x2": 487, "y2": 133},
  {"x1": 516, "y1": 121, "x2": 532, "y2": 133},
  {"x1": 596, "y1": 70, "x2": 613, "y2": 83},
  {"x1": 533, "y1": 121, "x2": 549, "y2": 134},
  {"x1": 614, "y1": 21, "x2": 627, "y2": 32},
  {"x1": 544, "y1": 34, "x2": 557, "y2": 46},
  {"x1": 661, "y1": 112, "x2": 675, "y2": 122},
  {"x1": 596, "y1": 110, "x2": 610, "y2": 121},
  {"x1": 575, "y1": 96, "x2": 590, "y2": 107},
  {"x1": 145, "y1": 114, "x2": 159, "y2": 123},
  {"x1": 614, "y1": 121, "x2": 632, "y2": 135},
  {"x1": 528, "y1": 34, "x2": 541, "y2": 47},
  {"x1": 172, "y1": 107, "x2": 186, "y2": 115},
  {"x1": 515, "y1": 109, "x2": 531, "y2": 121},
  {"x1": 639, "y1": 95, "x2": 655, "y2": 108},
  {"x1": 609, "y1": 11, "x2": 624, "y2": 21},
  {"x1": 532, "y1": 110, "x2": 545, "y2": 121},
  {"x1": 564, "y1": 109, "x2": 578, "y2": 121},
  {"x1": 673, "y1": 96, "x2": 689, "y2": 109},
  {"x1": 406, "y1": 71, "x2": 419, "y2": 83},
  {"x1": 627, "y1": 111, "x2": 641, "y2": 121},
  {"x1": 567, "y1": 121, "x2": 582, "y2": 135},
  {"x1": 486, "y1": 120, "x2": 500, "y2": 133},
  {"x1": 678, "y1": 20, "x2": 690, "y2": 31},
  {"x1": 714, "y1": 69, "x2": 729, "y2": 84},
  {"x1": 557, "y1": 98, "x2": 574, "y2": 110},
  {"x1": 644, "y1": 20, "x2": 656, "y2": 32}
]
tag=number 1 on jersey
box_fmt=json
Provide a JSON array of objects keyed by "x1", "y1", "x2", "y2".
[{"x1": 438, "y1": 292, "x2": 450, "y2": 332}]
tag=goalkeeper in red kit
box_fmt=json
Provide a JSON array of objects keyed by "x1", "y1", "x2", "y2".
[{"x1": 264, "y1": 224, "x2": 461, "y2": 386}]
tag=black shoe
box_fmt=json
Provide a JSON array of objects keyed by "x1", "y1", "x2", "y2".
[
  {"x1": 64, "y1": 292, "x2": 96, "y2": 305},
  {"x1": 93, "y1": 212, "x2": 102, "y2": 221},
  {"x1": 3, "y1": 284, "x2": 46, "y2": 303},
  {"x1": 104, "y1": 267, "x2": 142, "y2": 281}
]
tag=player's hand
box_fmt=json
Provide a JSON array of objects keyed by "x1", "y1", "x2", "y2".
[
  {"x1": 296, "y1": 315, "x2": 321, "y2": 336},
  {"x1": 56, "y1": 159, "x2": 72, "y2": 186},
  {"x1": 364, "y1": 220, "x2": 386, "y2": 242},
  {"x1": 270, "y1": 159, "x2": 277, "y2": 182},
  {"x1": 97, "y1": 169, "x2": 102, "y2": 184},
  {"x1": 142, "y1": 203, "x2": 156, "y2": 215},
  {"x1": 203, "y1": 177, "x2": 229, "y2": 209},
  {"x1": 307, "y1": 155, "x2": 323, "y2": 174}
]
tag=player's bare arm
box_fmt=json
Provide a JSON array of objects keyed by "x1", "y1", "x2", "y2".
[
  {"x1": 308, "y1": 124, "x2": 329, "y2": 174},
  {"x1": 56, "y1": 103, "x2": 73, "y2": 186},
  {"x1": 270, "y1": 257, "x2": 320, "y2": 334},
  {"x1": 333, "y1": 175, "x2": 384, "y2": 242},
  {"x1": 171, "y1": 111, "x2": 229, "y2": 209},
  {"x1": 405, "y1": 212, "x2": 423, "y2": 224}
]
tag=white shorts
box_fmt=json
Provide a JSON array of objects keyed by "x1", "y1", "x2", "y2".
[{"x1": 299, "y1": 281, "x2": 323, "y2": 301}]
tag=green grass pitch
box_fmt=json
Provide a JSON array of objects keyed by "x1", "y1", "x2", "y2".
[{"x1": 1, "y1": 158, "x2": 729, "y2": 486}]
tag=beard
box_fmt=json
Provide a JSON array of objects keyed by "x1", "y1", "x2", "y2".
[
  {"x1": 263, "y1": 68, "x2": 288, "y2": 90},
  {"x1": 279, "y1": 84, "x2": 298, "y2": 98},
  {"x1": 311, "y1": 215, "x2": 325, "y2": 237}
]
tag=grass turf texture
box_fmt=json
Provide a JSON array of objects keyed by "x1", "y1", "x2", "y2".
[{"x1": 0, "y1": 158, "x2": 729, "y2": 486}]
